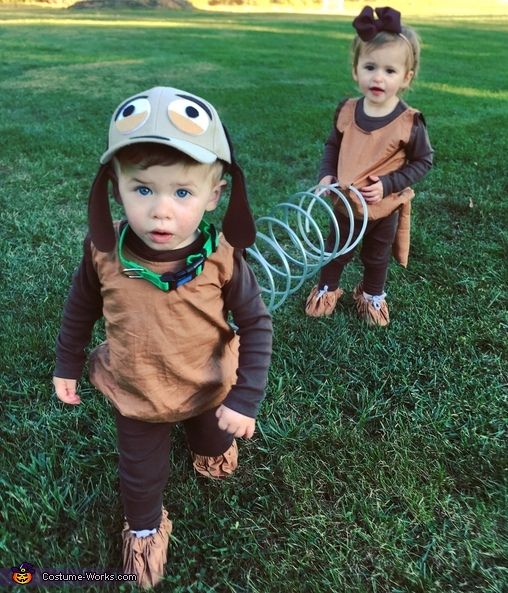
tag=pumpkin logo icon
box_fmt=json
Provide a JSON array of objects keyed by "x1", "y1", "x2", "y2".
[{"x1": 11, "y1": 562, "x2": 35, "y2": 585}]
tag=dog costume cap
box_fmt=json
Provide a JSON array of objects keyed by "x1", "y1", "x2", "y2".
[{"x1": 89, "y1": 86, "x2": 256, "y2": 252}]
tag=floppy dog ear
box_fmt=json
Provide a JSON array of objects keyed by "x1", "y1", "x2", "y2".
[
  {"x1": 222, "y1": 159, "x2": 256, "y2": 249},
  {"x1": 109, "y1": 169, "x2": 122, "y2": 204},
  {"x1": 88, "y1": 164, "x2": 116, "y2": 252},
  {"x1": 221, "y1": 126, "x2": 256, "y2": 249}
]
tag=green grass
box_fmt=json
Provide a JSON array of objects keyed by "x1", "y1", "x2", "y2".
[{"x1": 1, "y1": 7, "x2": 507, "y2": 593}]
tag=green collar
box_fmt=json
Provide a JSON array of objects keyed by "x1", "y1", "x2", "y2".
[{"x1": 118, "y1": 221, "x2": 218, "y2": 292}]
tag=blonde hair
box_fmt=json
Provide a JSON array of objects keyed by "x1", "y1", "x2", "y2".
[{"x1": 352, "y1": 25, "x2": 421, "y2": 85}]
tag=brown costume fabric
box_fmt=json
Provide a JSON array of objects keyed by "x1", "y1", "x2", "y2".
[
  {"x1": 192, "y1": 439, "x2": 238, "y2": 479},
  {"x1": 122, "y1": 508, "x2": 172, "y2": 590},
  {"x1": 392, "y1": 201, "x2": 411, "y2": 267},
  {"x1": 352, "y1": 282, "x2": 390, "y2": 327},
  {"x1": 335, "y1": 98, "x2": 417, "y2": 266},
  {"x1": 304, "y1": 285, "x2": 344, "y2": 317},
  {"x1": 89, "y1": 227, "x2": 239, "y2": 423}
]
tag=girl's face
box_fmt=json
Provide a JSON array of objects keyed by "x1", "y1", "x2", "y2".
[
  {"x1": 117, "y1": 161, "x2": 225, "y2": 251},
  {"x1": 353, "y1": 41, "x2": 414, "y2": 115}
]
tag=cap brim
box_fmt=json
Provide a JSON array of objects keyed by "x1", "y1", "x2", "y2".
[{"x1": 100, "y1": 136, "x2": 220, "y2": 165}]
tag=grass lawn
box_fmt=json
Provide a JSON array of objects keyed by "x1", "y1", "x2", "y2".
[{"x1": 1, "y1": 6, "x2": 507, "y2": 593}]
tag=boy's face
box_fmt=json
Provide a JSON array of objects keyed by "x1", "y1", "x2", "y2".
[{"x1": 116, "y1": 160, "x2": 225, "y2": 251}]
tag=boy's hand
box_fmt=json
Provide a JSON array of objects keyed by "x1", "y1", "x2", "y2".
[
  {"x1": 360, "y1": 175, "x2": 384, "y2": 203},
  {"x1": 53, "y1": 377, "x2": 81, "y2": 405},
  {"x1": 216, "y1": 405, "x2": 255, "y2": 439}
]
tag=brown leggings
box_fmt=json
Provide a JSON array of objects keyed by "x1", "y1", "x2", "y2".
[
  {"x1": 318, "y1": 210, "x2": 399, "y2": 295},
  {"x1": 115, "y1": 406, "x2": 234, "y2": 531}
]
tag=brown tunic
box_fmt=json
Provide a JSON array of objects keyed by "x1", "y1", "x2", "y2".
[
  {"x1": 89, "y1": 234, "x2": 241, "y2": 423},
  {"x1": 335, "y1": 98, "x2": 419, "y2": 265}
]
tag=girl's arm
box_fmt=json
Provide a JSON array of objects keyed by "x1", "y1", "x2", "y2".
[
  {"x1": 317, "y1": 98, "x2": 349, "y2": 184},
  {"x1": 318, "y1": 126, "x2": 342, "y2": 183},
  {"x1": 380, "y1": 113, "x2": 434, "y2": 197}
]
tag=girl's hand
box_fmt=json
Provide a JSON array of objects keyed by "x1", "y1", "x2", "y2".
[
  {"x1": 216, "y1": 405, "x2": 255, "y2": 439},
  {"x1": 53, "y1": 377, "x2": 81, "y2": 405},
  {"x1": 360, "y1": 175, "x2": 384, "y2": 203},
  {"x1": 317, "y1": 175, "x2": 337, "y2": 196}
]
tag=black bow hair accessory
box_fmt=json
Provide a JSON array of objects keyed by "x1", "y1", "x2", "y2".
[{"x1": 352, "y1": 5, "x2": 402, "y2": 42}]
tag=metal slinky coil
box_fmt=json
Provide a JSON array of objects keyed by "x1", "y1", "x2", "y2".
[{"x1": 247, "y1": 184, "x2": 368, "y2": 312}]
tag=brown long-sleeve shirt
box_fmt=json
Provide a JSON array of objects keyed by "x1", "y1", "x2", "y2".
[
  {"x1": 55, "y1": 221, "x2": 272, "y2": 419},
  {"x1": 318, "y1": 97, "x2": 433, "y2": 195}
]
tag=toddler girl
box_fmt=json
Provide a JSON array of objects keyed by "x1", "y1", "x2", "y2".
[{"x1": 305, "y1": 5, "x2": 433, "y2": 326}]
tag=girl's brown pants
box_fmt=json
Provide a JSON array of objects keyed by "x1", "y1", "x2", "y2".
[{"x1": 318, "y1": 210, "x2": 399, "y2": 295}]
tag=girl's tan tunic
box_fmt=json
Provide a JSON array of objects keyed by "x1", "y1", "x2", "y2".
[{"x1": 335, "y1": 98, "x2": 419, "y2": 266}]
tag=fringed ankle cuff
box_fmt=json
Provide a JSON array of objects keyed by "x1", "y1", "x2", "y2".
[
  {"x1": 352, "y1": 283, "x2": 390, "y2": 327},
  {"x1": 305, "y1": 285, "x2": 344, "y2": 317},
  {"x1": 192, "y1": 439, "x2": 238, "y2": 479},
  {"x1": 122, "y1": 508, "x2": 172, "y2": 590}
]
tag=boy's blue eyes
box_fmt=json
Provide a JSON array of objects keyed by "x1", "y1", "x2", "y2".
[
  {"x1": 136, "y1": 186, "x2": 152, "y2": 197},
  {"x1": 134, "y1": 186, "x2": 189, "y2": 198}
]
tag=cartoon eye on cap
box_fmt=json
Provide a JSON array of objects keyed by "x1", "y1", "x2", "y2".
[
  {"x1": 114, "y1": 96, "x2": 151, "y2": 134},
  {"x1": 168, "y1": 96, "x2": 211, "y2": 136}
]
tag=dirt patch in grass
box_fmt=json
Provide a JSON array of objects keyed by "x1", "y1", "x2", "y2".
[{"x1": 69, "y1": 0, "x2": 192, "y2": 9}]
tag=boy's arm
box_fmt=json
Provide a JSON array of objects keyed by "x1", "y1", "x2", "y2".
[
  {"x1": 54, "y1": 234, "x2": 103, "y2": 383},
  {"x1": 220, "y1": 250, "x2": 273, "y2": 422},
  {"x1": 380, "y1": 113, "x2": 434, "y2": 197}
]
